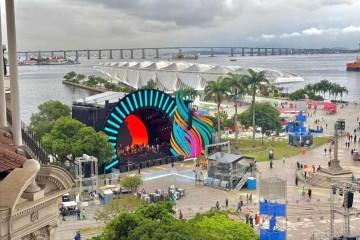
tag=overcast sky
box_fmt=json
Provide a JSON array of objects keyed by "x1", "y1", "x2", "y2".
[{"x1": 1, "y1": 0, "x2": 360, "y2": 51}]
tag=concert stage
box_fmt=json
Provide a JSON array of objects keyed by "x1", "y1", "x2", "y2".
[{"x1": 72, "y1": 90, "x2": 213, "y2": 172}]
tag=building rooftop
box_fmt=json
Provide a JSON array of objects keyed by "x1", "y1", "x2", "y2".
[
  {"x1": 0, "y1": 130, "x2": 28, "y2": 177},
  {"x1": 207, "y1": 152, "x2": 243, "y2": 163}
]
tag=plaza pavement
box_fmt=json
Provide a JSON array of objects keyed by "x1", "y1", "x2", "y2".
[{"x1": 56, "y1": 103, "x2": 360, "y2": 240}]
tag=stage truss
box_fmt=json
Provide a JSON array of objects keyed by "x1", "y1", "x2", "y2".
[
  {"x1": 74, "y1": 154, "x2": 98, "y2": 201},
  {"x1": 330, "y1": 180, "x2": 360, "y2": 239}
]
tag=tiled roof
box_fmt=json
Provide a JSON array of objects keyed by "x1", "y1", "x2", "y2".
[{"x1": 0, "y1": 131, "x2": 28, "y2": 173}]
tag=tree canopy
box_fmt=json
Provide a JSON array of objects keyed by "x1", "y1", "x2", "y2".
[
  {"x1": 238, "y1": 103, "x2": 282, "y2": 144},
  {"x1": 141, "y1": 79, "x2": 158, "y2": 89},
  {"x1": 94, "y1": 195, "x2": 146, "y2": 223},
  {"x1": 120, "y1": 174, "x2": 143, "y2": 193},
  {"x1": 92, "y1": 202, "x2": 258, "y2": 240},
  {"x1": 29, "y1": 100, "x2": 71, "y2": 138},
  {"x1": 174, "y1": 88, "x2": 199, "y2": 100},
  {"x1": 204, "y1": 76, "x2": 231, "y2": 142},
  {"x1": 42, "y1": 116, "x2": 113, "y2": 164}
]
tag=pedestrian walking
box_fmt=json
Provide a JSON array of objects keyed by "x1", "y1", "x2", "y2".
[
  {"x1": 249, "y1": 194, "x2": 253, "y2": 203},
  {"x1": 352, "y1": 174, "x2": 355, "y2": 183},
  {"x1": 179, "y1": 209, "x2": 183, "y2": 219},
  {"x1": 225, "y1": 198, "x2": 228, "y2": 208},
  {"x1": 245, "y1": 214, "x2": 249, "y2": 224},
  {"x1": 215, "y1": 201, "x2": 220, "y2": 210},
  {"x1": 351, "y1": 135, "x2": 353, "y2": 141},
  {"x1": 270, "y1": 160, "x2": 273, "y2": 168},
  {"x1": 61, "y1": 208, "x2": 66, "y2": 221},
  {"x1": 328, "y1": 160, "x2": 331, "y2": 167},
  {"x1": 237, "y1": 201, "x2": 241, "y2": 212},
  {"x1": 301, "y1": 186, "x2": 306, "y2": 197},
  {"x1": 74, "y1": 231, "x2": 81, "y2": 240},
  {"x1": 249, "y1": 215, "x2": 254, "y2": 228},
  {"x1": 76, "y1": 208, "x2": 81, "y2": 220},
  {"x1": 138, "y1": 167, "x2": 141, "y2": 174},
  {"x1": 326, "y1": 123, "x2": 328, "y2": 128},
  {"x1": 308, "y1": 188, "x2": 312, "y2": 199},
  {"x1": 81, "y1": 208, "x2": 87, "y2": 220},
  {"x1": 239, "y1": 195, "x2": 243, "y2": 206},
  {"x1": 255, "y1": 214, "x2": 260, "y2": 225},
  {"x1": 354, "y1": 135, "x2": 357, "y2": 143},
  {"x1": 324, "y1": 148, "x2": 327, "y2": 155},
  {"x1": 295, "y1": 176, "x2": 298, "y2": 186},
  {"x1": 304, "y1": 171, "x2": 307, "y2": 180},
  {"x1": 246, "y1": 194, "x2": 249, "y2": 204}
]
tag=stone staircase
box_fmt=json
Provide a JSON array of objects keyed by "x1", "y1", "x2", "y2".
[{"x1": 297, "y1": 170, "x2": 352, "y2": 188}]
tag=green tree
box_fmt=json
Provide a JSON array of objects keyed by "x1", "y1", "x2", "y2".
[
  {"x1": 204, "y1": 76, "x2": 231, "y2": 142},
  {"x1": 339, "y1": 86, "x2": 348, "y2": 101},
  {"x1": 85, "y1": 75, "x2": 98, "y2": 86},
  {"x1": 93, "y1": 203, "x2": 258, "y2": 240},
  {"x1": 42, "y1": 117, "x2": 113, "y2": 165},
  {"x1": 75, "y1": 73, "x2": 86, "y2": 83},
  {"x1": 63, "y1": 71, "x2": 76, "y2": 81},
  {"x1": 94, "y1": 195, "x2": 146, "y2": 223},
  {"x1": 121, "y1": 174, "x2": 143, "y2": 193},
  {"x1": 29, "y1": 100, "x2": 71, "y2": 138},
  {"x1": 174, "y1": 87, "x2": 199, "y2": 100},
  {"x1": 224, "y1": 72, "x2": 247, "y2": 148},
  {"x1": 142, "y1": 79, "x2": 157, "y2": 89},
  {"x1": 238, "y1": 104, "x2": 282, "y2": 144},
  {"x1": 242, "y1": 69, "x2": 269, "y2": 147}
]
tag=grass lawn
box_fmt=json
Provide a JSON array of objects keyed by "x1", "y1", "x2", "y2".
[
  {"x1": 225, "y1": 136, "x2": 329, "y2": 162},
  {"x1": 78, "y1": 226, "x2": 103, "y2": 234}
]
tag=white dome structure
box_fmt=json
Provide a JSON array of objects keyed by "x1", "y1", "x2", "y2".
[{"x1": 94, "y1": 61, "x2": 304, "y2": 92}]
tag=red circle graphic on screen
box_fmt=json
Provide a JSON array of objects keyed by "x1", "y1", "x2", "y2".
[{"x1": 125, "y1": 114, "x2": 148, "y2": 147}]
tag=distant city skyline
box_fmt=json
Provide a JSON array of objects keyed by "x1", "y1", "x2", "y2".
[{"x1": 1, "y1": 0, "x2": 360, "y2": 51}]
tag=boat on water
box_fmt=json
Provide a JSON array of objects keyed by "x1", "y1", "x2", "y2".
[
  {"x1": 346, "y1": 43, "x2": 360, "y2": 71},
  {"x1": 18, "y1": 57, "x2": 81, "y2": 66},
  {"x1": 172, "y1": 51, "x2": 200, "y2": 60}
]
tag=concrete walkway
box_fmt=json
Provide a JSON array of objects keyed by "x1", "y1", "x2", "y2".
[{"x1": 56, "y1": 103, "x2": 360, "y2": 240}]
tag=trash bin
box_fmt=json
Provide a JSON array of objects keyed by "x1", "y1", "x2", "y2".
[
  {"x1": 103, "y1": 190, "x2": 113, "y2": 205},
  {"x1": 247, "y1": 177, "x2": 256, "y2": 190}
]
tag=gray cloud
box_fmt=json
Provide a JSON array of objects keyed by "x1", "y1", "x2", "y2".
[
  {"x1": 3, "y1": 0, "x2": 360, "y2": 51},
  {"x1": 68, "y1": 0, "x2": 244, "y2": 27}
]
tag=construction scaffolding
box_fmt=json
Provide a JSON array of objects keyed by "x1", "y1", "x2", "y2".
[
  {"x1": 258, "y1": 177, "x2": 287, "y2": 240},
  {"x1": 330, "y1": 180, "x2": 360, "y2": 239},
  {"x1": 74, "y1": 154, "x2": 98, "y2": 201},
  {"x1": 205, "y1": 140, "x2": 231, "y2": 159}
]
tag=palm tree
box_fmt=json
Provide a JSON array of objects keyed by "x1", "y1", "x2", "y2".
[
  {"x1": 204, "y1": 76, "x2": 231, "y2": 142},
  {"x1": 242, "y1": 69, "x2": 269, "y2": 147},
  {"x1": 174, "y1": 87, "x2": 199, "y2": 100},
  {"x1": 224, "y1": 72, "x2": 247, "y2": 148},
  {"x1": 318, "y1": 79, "x2": 330, "y2": 99},
  {"x1": 339, "y1": 86, "x2": 349, "y2": 101}
]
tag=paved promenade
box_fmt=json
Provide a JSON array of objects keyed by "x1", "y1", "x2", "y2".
[{"x1": 56, "y1": 103, "x2": 360, "y2": 240}]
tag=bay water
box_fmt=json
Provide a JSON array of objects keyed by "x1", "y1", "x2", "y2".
[{"x1": 17, "y1": 53, "x2": 360, "y2": 124}]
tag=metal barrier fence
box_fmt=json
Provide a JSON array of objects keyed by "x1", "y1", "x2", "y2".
[
  {"x1": 6, "y1": 108, "x2": 49, "y2": 163},
  {"x1": 142, "y1": 168, "x2": 196, "y2": 181}
]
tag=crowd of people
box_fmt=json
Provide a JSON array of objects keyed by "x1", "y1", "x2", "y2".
[{"x1": 117, "y1": 143, "x2": 161, "y2": 156}]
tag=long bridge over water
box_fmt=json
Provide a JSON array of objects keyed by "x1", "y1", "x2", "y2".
[{"x1": 17, "y1": 46, "x2": 354, "y2": 60}]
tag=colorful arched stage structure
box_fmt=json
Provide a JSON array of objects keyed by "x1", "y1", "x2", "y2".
[{"x1": 103, "y1": 89, "x2": 213, "y2": 170}]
